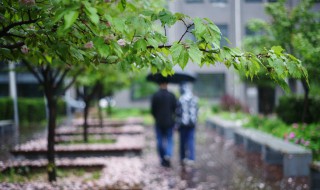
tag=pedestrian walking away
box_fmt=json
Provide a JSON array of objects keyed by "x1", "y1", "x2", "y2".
[
  {"x1": 176, "y1": 83, "x2": 199, "y2": 166},
  {"x1": 151, "y1": 81, "x2": 177, "y2": 167}
]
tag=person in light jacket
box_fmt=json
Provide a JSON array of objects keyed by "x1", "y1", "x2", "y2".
[{"x1": 176, "y1": 83, "x2": 198, "y2": 166}]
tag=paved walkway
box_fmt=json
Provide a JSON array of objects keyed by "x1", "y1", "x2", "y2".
[{"x1": 143, "y1": 124, "x2": 310, "y2": 190}]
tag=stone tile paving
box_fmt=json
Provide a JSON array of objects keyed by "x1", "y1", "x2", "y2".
[{"x1": 143, "y1": 124, "x2": 310, "y2": 190}]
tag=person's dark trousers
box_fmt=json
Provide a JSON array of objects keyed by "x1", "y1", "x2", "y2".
[
  {"x1": 179, "y1": 126, "x2": 195, "y2": 162},
  {"x1": 155, "y1": 126, "x2": 173, "y2": 166}
]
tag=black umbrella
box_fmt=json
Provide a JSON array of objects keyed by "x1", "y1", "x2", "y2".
[{"x1": 146, "y1": 71, "x2": 196, "y2": 84}]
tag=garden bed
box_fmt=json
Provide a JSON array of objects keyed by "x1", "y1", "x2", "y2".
[
  {"x1": 71, "y1": 117, "x2": 144, "y2": 127},
  {"x1": 0, "y1": 157, "x2": 144, "y2": 190},
  {"x1": 56, "y1": 125, "x2": 144, "y2": 136},
  {"x1": 11, "y1": 135, "x2": 144, "y2": 159},
  {"x1": 55, "y1": 135, "x2": 117, "y2": 144}
]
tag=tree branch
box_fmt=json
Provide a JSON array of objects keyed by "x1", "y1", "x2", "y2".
[
  {"x1": 4, "y1": 33, "x2": 26, "y2": 39},
  {"x1": 0, "y1": 42, "x2": 25, "y2": 49},
  {"x1": 22, "y1": 59, "x2": 44, "y2": 85},
  {"x1": 178, "y1": 23, "x2": 194, "y2": 43},
  {"x1": 0, "y1": 19, "x2": 38, "y2": 37},
  {"x1": 55, "y1": 69, "x2": 70, "y2": 90},
  {"x1": 62, "y1": 68, "x2": 84, "y2": 94}
]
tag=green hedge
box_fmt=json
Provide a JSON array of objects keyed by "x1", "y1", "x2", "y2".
[
  {"x1": 0, "y1": 97, "x2": 66, "y2": 123},
  {"x1": 276, "y1": 95, "x2": 320, "y2": 124},
  {"x1": 0, "y1": 98, "x2": 13, "y2": 120}
]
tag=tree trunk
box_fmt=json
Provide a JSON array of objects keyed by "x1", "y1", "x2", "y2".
[
  {"x1": 97, "y1": 85, "x2": 103, "y2": 128},
  {"x1": 83, "y1": 100, "x2": 89, "y2": 142},
  {"x1": 258, "y1": 86, "x2": 275, "y2": 115},
  {"x1": 46, "y1": 92, "x2": 57, "y2": 182},
  {"x1": 301, "y1": 79, "x2": 309, "y2": 123}
]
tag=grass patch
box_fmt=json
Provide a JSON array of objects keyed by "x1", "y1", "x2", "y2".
[
  {"x1": 108, "y1": 108, "x2": 154, "y2": 126},
  {"x1": 0, "y1": 167, "x2": 101, "y2": 183}
]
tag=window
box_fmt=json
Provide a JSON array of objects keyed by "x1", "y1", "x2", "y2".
[
  {"x1": 267, "y1": 0, "x2": 277, "y2": 2},
  {"x1": 210, "y1": 0, "x2": 227, "y2": 3},
  {"x1": 245, "y1": 0, "x2": 263, "y2": 2},
  {"x1": 185, "y1": 0, "x2": 203, "y2": 3},
  {"x1": 217, "y1": 24, "x2": 229, "y2": 47},
  {"x1": 193, "y1": 73, "x2": 225, "y2": 98}
]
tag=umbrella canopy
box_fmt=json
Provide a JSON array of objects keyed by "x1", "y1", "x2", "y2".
[{"x1": 146, "y1": 71, "x2": 196, "y2": 84}]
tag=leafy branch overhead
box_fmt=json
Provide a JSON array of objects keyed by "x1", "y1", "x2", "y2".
[{"x1": 0, "y1": 0, "x2": 308, "y2": 91}]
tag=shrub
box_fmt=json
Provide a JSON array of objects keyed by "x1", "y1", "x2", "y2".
[
  {"x1": 0, "y1": 97, "x2": 66, "y2": 124},
  {"x1": 18, "y1": 98, "x2": 46, "y2": 123},
  {"x1": 0, "y1": 98, "x2": 13, "y2": 120},
  {"x1": 220, "y1": 94, "x2": 249, "y2": 113},
  {"x1": 276, "y1": 95, "x2": 320, "y2": 124}
]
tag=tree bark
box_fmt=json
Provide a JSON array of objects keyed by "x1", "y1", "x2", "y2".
[
  {"x1": 83, "y1": 100, "x2": 89, "y2": 142},
  {"x1": 301, "y1": 79, "x2": 309, "y2": 123},
  {"x1": 45, "y1": 90, "x2": 57, "y2": 182},
  {"x1": 97, "y1": 84, "x2": 103, "y2": 128}
]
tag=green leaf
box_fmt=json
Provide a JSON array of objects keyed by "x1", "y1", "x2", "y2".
[
  {"x1": 121, "y1": 0, "x2": 127, "y2": 10},
  {"x1": 170, "y1": 43, "x2": 183, "y2": 63},
  {"x1": 179, "y1": 48, "x2": 189, "y2": 69},
  {"x1": 84, "y1": 3, "x2": 99, "y2": 24},
  {"x1": 271, "y1": 46, "x2": 284, "y2": 55},
  {"x1": 147, "y1": 38, "x2": 159, "y2": 49},
  {"x1": 169, "y1": 43, "x2": 189, "y2": 68},
  {"x1": 70, "y1": 46, "x2": 84, "y2": 61},
  {"x1": 287, "y1": 61, "x2": 300, "y2": 78},
  {"x1": 158, "y1": 9, "x2": 176, "y2": 26},
  {"x1": 277, "y1": 79, "x2": 290, "y2": 93},
  {"x1": 134, "y1": 39, "x2": 147, "y2": 51},
  {"x1": 112, "y1": 18, "x2": 126, "y2": 33},
  {"x1": 273, "y1": 59, "x2": 285, "y2": 76},
  {"x1": 93, "y1": 37, "x2": 110, "y2": 58},
  {"x1": 188, "y1": 44, "x2": 202, "y2": 65},
  {"x1": 64, "y1": 10, "x2": 79, "y2": 30},
  {"x1": 193, "y1": 17, "x2": 206, "y2": 37},
  {"x1": 106, "y1": 56, "x2": 118, "y2": 63}
]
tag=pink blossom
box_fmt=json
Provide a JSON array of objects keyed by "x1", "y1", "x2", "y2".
[
  {"x1": 304, "y1": 141, "x2": 310, "y2": 146},
  {"x1": 19, "y1": 0, "x2": 35, "y2": 5},
  {"x1": 104, "y1": 34, "x2": 115, "y2": 42},
  {"x1": 292, "y1": 123, "x2": 299, "y2": 129},
  {"x1": 21, "y1": 45, "x2": 29, "y2": 54},
  {"x1": 84, "y1": 41, "x2": 94, "y2": 49},
  {"x1": 117, "y1": 39, "x2": 126, "y2": 46},
  {"x1": 288, "y1": 132, "x2": 295, "y2": 139}
]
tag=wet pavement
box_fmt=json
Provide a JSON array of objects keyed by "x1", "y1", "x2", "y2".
[
  {"x1": 0, "y1": 121, "x2": 311, "y2": 189},
  {"x1": 0, "y1": 124, "x2": 46, "y2": 161},
  {"x1": 143, "y1": 124, "x2": 310, "y2": 190}
]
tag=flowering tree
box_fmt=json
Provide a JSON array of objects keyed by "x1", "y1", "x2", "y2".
[{"x1": 0, "y1": 0, "x2": 308, "y2": 182}]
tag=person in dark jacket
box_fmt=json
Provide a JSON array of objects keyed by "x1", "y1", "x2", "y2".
[{"x1": 151, "y1": 81, "x2": 177, "y2": 167}]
